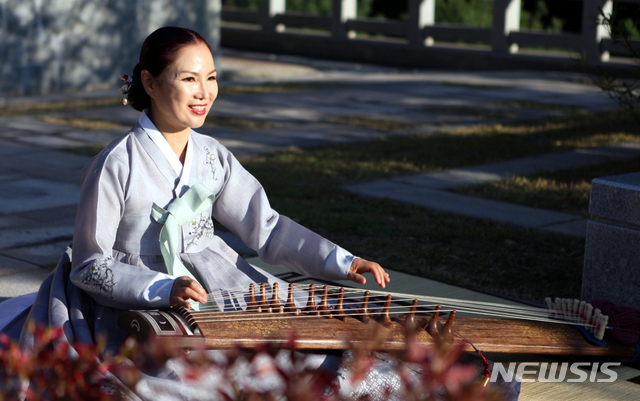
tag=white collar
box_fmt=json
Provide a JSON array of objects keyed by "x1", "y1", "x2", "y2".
[{"x1": 139, "y1": 110, "x2": 193, "y2": 188}]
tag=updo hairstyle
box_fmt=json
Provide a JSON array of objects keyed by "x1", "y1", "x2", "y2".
[{"x1": 125, "y1": 26, "x2": 212, "y2": 112}]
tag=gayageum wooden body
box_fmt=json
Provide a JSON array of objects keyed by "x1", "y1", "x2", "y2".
[{"x1": 118, "y1": 283, "x2": 635, "y2": 358}]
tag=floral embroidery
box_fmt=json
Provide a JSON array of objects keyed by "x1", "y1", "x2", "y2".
[
  {"x1": 81, "y1": 259, "x2": 115, "y2": 299},
  {"x1": 186, "y1": 213, "x2": 214, "y2": 248},
  {"x1": 203, "y1": 146, "x2": 219, "y2": 181}
]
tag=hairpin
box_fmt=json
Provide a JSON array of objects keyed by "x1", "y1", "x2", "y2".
[{"x1": 119, "y1": 74, "x2": 133, "y2": 106}]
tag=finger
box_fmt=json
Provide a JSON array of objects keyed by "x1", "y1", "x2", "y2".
[
  {"x1": 185, "y1": 286, "x2": 208, "y2": 304},
  {"x1": 177, "y1": 277, "x2": 208, "y2": 303},
  {"x1": 171, "y1": 296, "x2": 191, "y2": 309},
  {"x1": 379, "y1": 268, "x2": 391, "y2": 283},
  {"x1": 365, "y1": 265, "x2": 385, "y2": 288},
  {"x1": 189, "y1": 279, "x2": 207, "y2": 295},
  {"x1": 185, "y1": 280, "x2": 208, "y2": 301},
  {"x1": 348, "y1": 271, "x2": 366, "y2": 285},
  {"x1": 374, "y1": 269, "x2": 386, "y2": 288},
  {"x1": 371, "y1": 264, "x2": 390, "y2": 282},
  {"x1": 176, "y1": 276, "x2": 193, "y2": 286},
  {"x1": 197, "y1": 288, "x2": 208, "y2": 302}
]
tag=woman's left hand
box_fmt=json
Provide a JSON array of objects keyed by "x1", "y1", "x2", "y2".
[
  {"x1": 347, "y1": 258, "x2": 391, "y2": 288},
  {"x1": 170, "y1": 276, "x2": 208, "y2": 309}
]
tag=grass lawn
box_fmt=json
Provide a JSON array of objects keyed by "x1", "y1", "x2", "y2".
[
  {"x1": 238, "y1": 152, "x2": 585, "y2": 305},
  {"x1": 455, "y1": 157, "x2": 640, "y2": 217},
  {"x1": 237, "y1": 109, "x2": 638, "y2": 304}
]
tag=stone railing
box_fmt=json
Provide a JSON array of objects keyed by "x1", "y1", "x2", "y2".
[{"x1": 221, "y1": 0, "x2": 638, "y2": 69}]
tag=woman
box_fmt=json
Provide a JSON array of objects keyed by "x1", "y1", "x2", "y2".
[
  {"x1": 0, "y1": 26, "x2": 394, "y2": 398},
  {"x1": 72, "y1": 25, "x2": 387, "y2": 348}
]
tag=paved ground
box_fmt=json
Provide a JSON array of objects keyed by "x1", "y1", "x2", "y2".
[{"x1": 1, "y1": 49, "x2": 639, "y2": 399}]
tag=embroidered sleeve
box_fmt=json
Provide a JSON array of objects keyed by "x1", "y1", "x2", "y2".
[{"x1": 80, "y1": 259, "x2": 116, "y2": 299}]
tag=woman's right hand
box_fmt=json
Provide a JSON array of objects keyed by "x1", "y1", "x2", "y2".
[{"x1": 170, "y1": 276, "x2": 208, "y2": 308}]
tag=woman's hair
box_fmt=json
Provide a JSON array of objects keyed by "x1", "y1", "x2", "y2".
[{"x1": 126, "y1": 26, "x2": 212, "y2": 111}]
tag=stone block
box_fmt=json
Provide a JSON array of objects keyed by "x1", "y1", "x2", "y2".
[
  {"x1": 0, "y1": 153, "x2": 87, "y2": 184},
  {"x1": 0, "y1": 268, "x2": 50, "y2": 299},
  {"x1": 589, "y1": 172, "x2": 640, "y2": 226},
  {"x1": 0, "y1": 226, "x2": 74, "y2": 251},
  {"x1": 16, "y1": 135, "x2": 85, "y2": 149},
  {"x1": 345, "y1": 180, "x2": 585, "y2": 236},
  {"x1": 544, "y1": 218, "x2": 588, "y2": 237},
  {"x1": 0, "y1": 139, "x2": 34, "y2": 156},
  {"x1": 0, "y1": 179, "x2": 80, "y2": 214},
  {"x1": 0, "y1": 254, "x2": 42, "y2": 278},
  {"x1": 583, "y1": 172, "x2": 640, "y2": 309},
  {"x1": 16, "y1": 204, "x2": 78, "y2": 225},
  {"x1": 582, "y1": 221, "x2": 640, "y2": 309},
  {"x1": 2, "y1": 240, "x2": 70, "y2": 268},
  {"x1": 0, "y1": 215, "x2": 38, "y2": 230}
]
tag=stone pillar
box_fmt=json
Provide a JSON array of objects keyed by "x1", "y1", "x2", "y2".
[
  {"x1": 332, "y1": 0, "x2": 357, "y2": 39},
  {"x1": 492, "y1": 0, "x2": 521, "y2": 54},
  {"x1": 198, "y1": 0, "x2": 223, "y2": 72},
  {"x1": 147, "y1": 1, "x2": 170, "y2": 33},
  {"x1": 581, "y1": 0, "x2": 612, "y2": 62},
  {"x1": 582, "y1": 173, "x2": 640, "y2": 309},
  {"x1": 408, "y1": 0, "x2": 436, "y2": 46},
  {"x1": 261, "y1": 0, "x2": 286, "y2": 32}
]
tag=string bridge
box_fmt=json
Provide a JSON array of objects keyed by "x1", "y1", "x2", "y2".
[
  {"x1": 237, "y1": 282, "x2": 462, "y2": 339},
  {"x1": 245, "y1": 283, "x2": 402, "y2": 327},
  {"x1": 422, "y1": 304, "x2": 457, "y2": 341}
]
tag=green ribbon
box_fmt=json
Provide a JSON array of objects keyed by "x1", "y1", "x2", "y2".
[{"x1": 151, "y1": 183, "x2": 215, "y2": 311}]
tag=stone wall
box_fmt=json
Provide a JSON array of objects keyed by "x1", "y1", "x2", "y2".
[{"x1": 0, "y1": 0, "x2": 220, "y2": 95}]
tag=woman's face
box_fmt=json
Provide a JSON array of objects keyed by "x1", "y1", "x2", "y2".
[{"x1": 144, "y1": 42, "x2": 218, "y2": 135}]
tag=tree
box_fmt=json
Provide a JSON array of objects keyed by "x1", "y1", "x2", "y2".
[{"x1": 585, "y1": 2, "x2": 640, "y2": 121}]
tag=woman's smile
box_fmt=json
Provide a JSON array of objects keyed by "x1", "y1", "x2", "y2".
[{"x1": 189, "y1": 104, "x2": 208, "y2": 115}]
